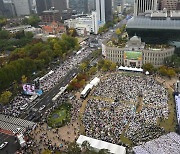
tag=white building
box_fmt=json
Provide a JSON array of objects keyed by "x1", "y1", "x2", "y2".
[
  {"x1": 134, "y1": 0, "x2": 158, "y2": 16},
  {"x1": 92, "y1": 11, "x2": 98, "y2": 34},
  {"x1": 13, "y1": 0, "x2": 31, "y2": 16},
  {"x1": 64, "y1": 15, "x2": 93, "y2": 35}
]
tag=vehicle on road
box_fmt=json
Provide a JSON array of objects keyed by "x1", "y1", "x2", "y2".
[
  {"x1": 20, "y1": 103, "x2": 28, "y2": 110},
  {"x1": 39, "y1": 105, "x2": 46, "y2": 111},
  {"x1": 0, "y1": 142, "x2": 8, "y2": 150},
  {"x1": 28, "y1": 113, "x2": 36, "y2": 121},
  {"x1": 13, "y1": 128, "x2": 21, "y2": 135}
]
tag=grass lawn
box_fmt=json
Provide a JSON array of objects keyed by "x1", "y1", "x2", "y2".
[
  {"x1": 157, "y1": 88, "x2": 177, "y2": 132},
  {"x1": 48, "y1": 103, "x2": 71, "y2": 128}
]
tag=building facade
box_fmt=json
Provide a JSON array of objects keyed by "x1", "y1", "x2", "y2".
[
  {"x1": 51, "y1": 0, "x2": 67, "y2": 16},
  {"x1": 161, "y1": 0, "x2": 178, "y2": 10},
  {"x1": 69, "y1": 0, "x2": 88, "y2": 14},
  {"x1": 36, "y1": 0, "x2": 52, "y2": 15},
  {"x1": 102, "y1": 36, "x2": 175, "y2": 67},
  {"x1": 42, "y1": 9, "x2": 60, "y2": 23},
  {"x1": 13, "y1": 0, "x2": 31, "y2": 16},
  {"x1": 134, "y1": 0, "x2": 158, "y2": 16},
  {"x1": 105, "y1": 0, "x2": 113, "y2": 22}
]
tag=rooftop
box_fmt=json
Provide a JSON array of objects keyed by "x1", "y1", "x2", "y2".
[{"x1": 126, "y1": 16, "x2": 180, "y2": 30}]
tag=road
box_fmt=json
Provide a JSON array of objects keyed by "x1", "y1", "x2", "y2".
[
  {"x1": 0, "y1": 133, "x2": 20, "y2": 154},
  {"x1": 22, "y1": 48, "x2": 96, "y2": 121}
]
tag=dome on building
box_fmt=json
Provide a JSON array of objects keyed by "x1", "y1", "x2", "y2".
[{"x1": 130, "y1": 35, "x2": 140, "y2": 42}]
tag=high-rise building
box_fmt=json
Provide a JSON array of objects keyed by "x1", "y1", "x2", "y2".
[
  {"x1": 0, "y1": 0, "x2": 6, "y2": 16},
  {"x1": 36, "y1": 0, "x2": 52, "y2": 15},
  {"x1": 13, "y1": 0, "x2": 31, "y2": 16},
  {"x1": 69, "y1": 0, "x2": 88, "y2": 14},
  {"x1": 3, "y1": 0, "x2": 16, "y2": 17},
  {"x1": 161, "y1": 0, "x2": 178, "y2": 10},
  {"x1": 134, "y1": 0, "x2": 158, "y2": 16},
  {"x1": 96, "y1": 0, "x2": 113, "y2": 23},
  {"x1": 51, "y1": 0, "x2": 67, "y2": 16},
  {"x1": 105, "y1": 0, "x2": 113, "y2": 22},
  {"x1": 96, "y1": 0, "x2": 105, "y2": 25}
]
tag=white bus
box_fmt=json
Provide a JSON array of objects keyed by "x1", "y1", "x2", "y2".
[
  {"x1": 80, "y1": 84, "x2": 93, "y2": 99},
  {"x1": 52, "y1": 85, "x2": 68, "y2": 102}
]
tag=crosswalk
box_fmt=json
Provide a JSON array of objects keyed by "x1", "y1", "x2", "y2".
[{"x1": 0, "y1": 114, "x2": 36, "y2": 134}]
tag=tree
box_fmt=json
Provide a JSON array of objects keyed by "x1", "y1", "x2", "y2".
[
  {"x1": 25, "y1": 32, "x2": 33, "y2": 39},
  {"x1": 110, "y1": 62, "x2": 116, "y2": 71},
  {"x1": 88, "y1": 66, "x2": 97, "y2": 75},
  {"x1": 67, "y1": 28, "x2": 78, "y2": 37},
  {"x1": 0, "y1": 16, "x2": 7, "y2": 28},
  {"x1": 80, "y1": 62, "x2": 88, "y2": 72},
  {"x1": 0, "y1": 30, "x2": 10, "y2": 39},
  {"x1": 115, "y1": 28, "x2": 121, "y2": 36},
  {"x1": 0, "y1": 91, "x2": 12, "y2": 105},
  {"x1": 21, "y1": 75, "x2": 27, "y2": 84},
  {"x1": 166, "y1": 68, "x2": 176, "y2": 78},
  {"x1": 23, "y1": 15, "x2": 40, "y2": 27},
  {"x1": 142, "y1": 63, "x2": 155, "y2": 74},
  {"x1": 67, "y1": 142, "x2": 81, "y2": 154}
]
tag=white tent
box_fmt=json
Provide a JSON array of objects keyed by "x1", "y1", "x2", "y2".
[
  {"x1": 77, "y1": 135, "x2": 126, "y2": 154},
  {"x1": 118, "y1": 66, "x2": 143, "y2": 72},
  {"x1": 90, "y1": 77, "x2": 100, "y2": 86}
]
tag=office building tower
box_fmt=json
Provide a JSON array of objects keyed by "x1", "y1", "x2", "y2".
[
  {"x1": 0, "y1": 0, "x2": 5, "y2": 16},
  {"x1": 96, "y1": 0, "x2": 105, "y2": 25},
  {"x1": 13, "y1": 0, "x2": 31, "y2": 16},
  {"x1": 134, "y1": 0, "x2": 158, "y2": 16},
  {"x1": 51, "y1": 0, "x2": 67, "y2": 15},
  {"x1": 92, "y1": 11, "x2": 98, "y2": 34},
  {"x1": 161, "y1": 0, "x2": 178, "y2": 10},
  {"x1": 69, "y1": 0, "x2": 88, "y2": 14},
  {"x1": 105, "y1": 0, "x2": 113, "y2": 22},
  {"x1": 3, "y1": 0, "x2": 16, "y2": 17},
  {"x1": 36, "y1": 0, "x2": 52, "y2": 15}
]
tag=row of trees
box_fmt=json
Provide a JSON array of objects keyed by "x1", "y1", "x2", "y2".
[
  {"x1": 67, "y1": 59, "x2": 116, "y2": 91},
  {"x1": 0, "y1": 34, "x2": 79, "y2": 94},
  {"x1": 143, "y1": 63, "x2": 177, "y2": 78},
  {"x1": 0, "y1": 30, "x2": 34, "y2": 51}
]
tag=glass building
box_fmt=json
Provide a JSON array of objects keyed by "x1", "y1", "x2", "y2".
[{"x1": 126, "y1": 16, "x2": 180, "y2": 44}]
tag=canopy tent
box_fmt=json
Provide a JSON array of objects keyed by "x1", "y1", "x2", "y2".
[
  {"x1": 90, "y1": 77, "x2": 100, "y2": 86},
  {"x1": 118, "y1": 66, "x2": 143, "y2": 72},
  {"x1": 77, "y1": 135, "x2": 126, "y2": 154}
]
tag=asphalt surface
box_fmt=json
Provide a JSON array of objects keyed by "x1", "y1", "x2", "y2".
[{"x1": 0, "y1": 133, "x2": 20, "y2": 154}]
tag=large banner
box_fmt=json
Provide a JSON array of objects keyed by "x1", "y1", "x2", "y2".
[
  {"x1": 124, "y1": 51, "x2": 142, "y2": 60},
  {"x1": 23, "y1": 84, "x2": 36, "y2": 95}
]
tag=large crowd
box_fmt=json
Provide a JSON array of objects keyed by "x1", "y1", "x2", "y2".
[
  {"x1": 1, "y1": 47, "x2": 92, "y2": 118},
  {"x1": 83, "y1": 73, "x2": 169, "y2": 145}
]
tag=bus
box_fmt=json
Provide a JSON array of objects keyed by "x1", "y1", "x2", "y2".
[
  {"x1": 80, "y1": 84, "x2": 93, "y2": 99},
  {"x1": 52, "y1": 85, "x2": 68, "y2": 102}
]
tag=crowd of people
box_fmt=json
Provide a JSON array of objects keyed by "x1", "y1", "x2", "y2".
[
  {"x1": 133, "y1": 132, "x2": 180, "y2": 154},
  {"x1": 83, "y1": 73, "x2": 169, "y2": 145},
  {"x1": 1, "y1": 47, "x2": 92, "y2": 118}
]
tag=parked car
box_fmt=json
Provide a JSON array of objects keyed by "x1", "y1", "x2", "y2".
[
  {"x1": 20, "y1": 103, "x2": 28, "y2": 110},
  {"x1": 39, "y1": 105, "x2": 46, "y2": 111},
  {"x1": 0, "y1": 142, "x2": 8, "y2": 150}
]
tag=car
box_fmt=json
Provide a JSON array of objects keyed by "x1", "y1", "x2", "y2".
[
  {"x1": 39, "y1": 105, "x2": 46, "y2": 111},
  {"x1": 20, "y1": 103, "x2": 28, "y2": 110},
  {"x1": 28, "y1": 113, "x2": 36, "y2": 121},
  {"x1": 12, "y1": 128, "x2": 21, "y2": 135},
  {"x1": 0, "y1": 142, "x2": 8, "y2": 150}
]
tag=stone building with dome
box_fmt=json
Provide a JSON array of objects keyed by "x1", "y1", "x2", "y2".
[{"x1": 102, "y1": 36, "x2": 175, "y2": 67}]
